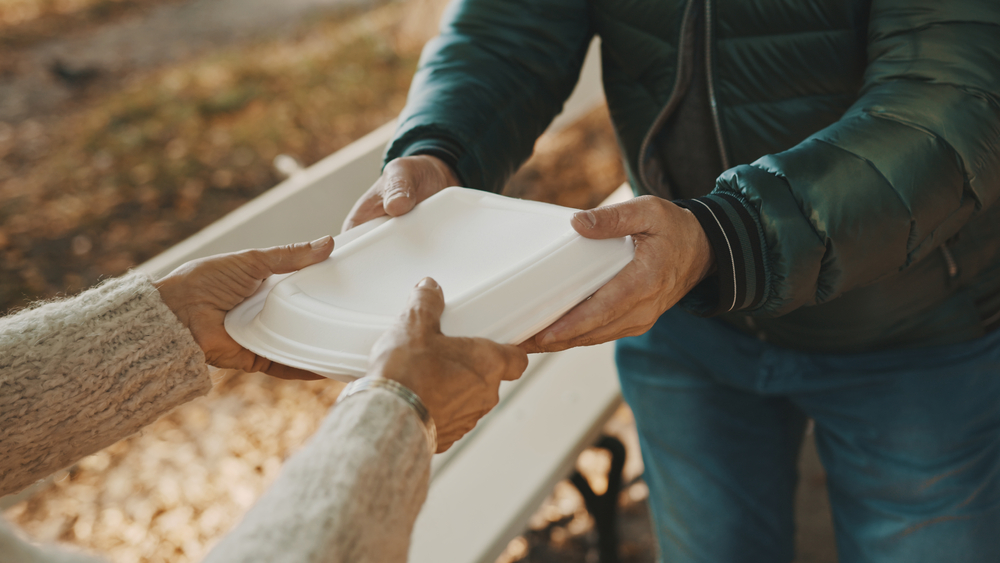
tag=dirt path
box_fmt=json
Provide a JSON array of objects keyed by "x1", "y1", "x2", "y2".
[{"x1": 0, "y1": 0, "x2": 381, "y2": 122}]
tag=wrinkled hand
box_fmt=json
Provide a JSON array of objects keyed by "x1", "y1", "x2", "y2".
[
  {"x1": 154, "y1": 237, "x2": 336, "y2": 380},
  {"x1": 369, "y1": 278, "x2": 529, "y2": 453},
  {"x1": 342, "y1": 155, "x2": 460, "y2": 232},
  {"x1": 520, "y1": 196, "x2": 715, "y2": 354}
]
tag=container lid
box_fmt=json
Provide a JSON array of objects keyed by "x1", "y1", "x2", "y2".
[{"x1": 224, "y1": 187, "x2": 634, "y2": 381}]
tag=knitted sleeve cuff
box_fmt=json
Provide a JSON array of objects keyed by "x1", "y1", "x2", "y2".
[{"x1": 675, "y1": 193, "x2": 770, "y2": 316}]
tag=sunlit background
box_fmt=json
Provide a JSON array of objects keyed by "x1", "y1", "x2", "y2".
[{"x1": 0, "y1": 0, "x2": 834, "y2": 561}]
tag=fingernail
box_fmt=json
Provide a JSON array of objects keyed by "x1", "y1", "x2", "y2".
[
  {"x1": 310, "y1": 235, "x2": 333, "y2": 249},
  {"x1": 574, "y1": 210, "x2": 597, "y2": 229},
  {"x1": 417, "y1": 277, "x2": 439, "y2": 289}
]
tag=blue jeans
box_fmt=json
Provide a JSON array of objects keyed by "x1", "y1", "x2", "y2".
[{"x1": 616, "y1": 308, "x2": 1000, "y2": 563}]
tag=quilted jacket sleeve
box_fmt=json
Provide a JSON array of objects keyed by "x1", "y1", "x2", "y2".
[
  {"x1": 702, "y1": 0, "x2": 1000, "y2": 317},
  {"x1": 384, "y1": 0, "x2": 593, "y2": 193}
]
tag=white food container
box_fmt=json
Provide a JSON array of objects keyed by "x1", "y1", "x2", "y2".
[{"x1": 225, "y1": 187, "x2": 634, "y2": 380}]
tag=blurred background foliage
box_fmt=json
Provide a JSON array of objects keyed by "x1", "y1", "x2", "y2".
[
  {"x1": 1, "y1": 0, "x2": 643, "y2": 562},
  {"x1": 1, "y1": 2, "x2": 419, "y2": 309},
  {"x1": 0, "y1": 0, "x2": 840, "y2": 561},
  {"x1": 0, "y1": 0, "x2": 624, "y2": 313}
]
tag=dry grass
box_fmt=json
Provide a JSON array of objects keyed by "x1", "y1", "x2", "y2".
[
  {"x1": 5, "y1": 372, "x2": 347, "y2": 562},
  {"x1": 0, "y1": 2, "x2": 418, "y2": 311},
  {"x1": 0, "y1": 0, "x2": 154, "y2": 26},
  {"x1": 0, "y1": 0, "x2": 185, "y2": 48},
  {"x1": 3, "y1": 102, "x2": 628, "y2": 563}
]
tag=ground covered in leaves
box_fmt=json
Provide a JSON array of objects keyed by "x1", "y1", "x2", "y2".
[
  {"x1": 0, "y1": 1, "x2": 418, "y2": 311},
  {"x1": 2, "y1": 0, "x2": 837, "y2": 561},
  {"x1": 1, "y1": 0, "x2": 646, "y2": 561}
]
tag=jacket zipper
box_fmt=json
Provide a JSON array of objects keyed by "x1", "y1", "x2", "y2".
[
  {"x1": 704, "y1": 0, "x2": 730, "y2": 169},
  {"x1": 637, "y1": 0, "x2": 699, "y2": 197}
]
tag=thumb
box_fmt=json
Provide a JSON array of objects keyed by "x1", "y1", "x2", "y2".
[
  {"x1": 403, "y1": 277, "x2": 445, "y2": 335},
  {"x1": 571, "y1": 197, "x2": 660, "y2": 239},
  {"x1": 381, "y1": 166, "x2": 418, "y2": 217},
  {"x1": 247, "y1": 235, "x2": 335, "y2": 277}
]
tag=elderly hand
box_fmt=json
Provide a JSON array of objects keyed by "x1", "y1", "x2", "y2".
[
  {"x1": 520, "y1": 196, "x2": 715, "y2": 354},
  {"x1": 342, "y1": 155, "x2": 460, "y2": 232},
  {"x1": 369, "y1": 278, "x2": 529, "y2": 452},
  {"x1": 154, "y1": 237, "x2": 335, "y2": 380}
]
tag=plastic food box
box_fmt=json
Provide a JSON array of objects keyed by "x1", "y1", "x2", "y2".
[{"x1": 225, "y1": 187, "x2": 634, "y2": 381}]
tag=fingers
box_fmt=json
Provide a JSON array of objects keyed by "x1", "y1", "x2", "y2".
[
  {"x1": 235, "y1": 236, "x2": 334, "y2": 281},
  {"x1": 536, "y1": 261, "x2": 643, "y2": 347},
  {"x1": 402, "y1": 278, "x2": 445, "y2": 335},
  {"x1": 436, "y1": 412, "x2": 488, "y2": 453},
  {"x1": 461, "y1": 336, "x2": 529, "y2": 381},
  {"x1": 261, "y1": 362, "x2": 326, "y2": 381},
  {"x1": 572, "y1": 195, "x2": 664, "y2": 240},
  {"x1": 518, "y1": 337, "x2": 545, "y2": 355},
  {"x1": 342, "y1": 189, "x2": 388, "y2": 232},
  {"x1": 380, "y1": 164, "x2": 418, "y2": 218},
  {"x1": 344, "y1": 155, "x2": 457, "y2": 232},
  {"x1": 342, "y1": 159, "x2": 420, "y2": 231},
  {"x1": 534, "y1": 288, "x2": 663, "y2": 353},
  {"x1": 534, "y1": 316, "x2": 635, "y2": 353},
  {"x1": 492, "y1": 342, "x2": 529, "y2": 381},
  {"x1": 214, "y1": 336, "x2": 325, "y2": 380}
]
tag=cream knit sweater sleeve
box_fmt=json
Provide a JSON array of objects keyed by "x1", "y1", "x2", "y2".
[
  {"x1": 0, "y1": 390, "x2": 432, "y2": 563},
  {"x1": 0, "y1": 271, "x2": 212, "y2": 497},
  {"x1": 203, "y1": 389, "x2": 432, "y2": 563},
  {"x1": 1, "y1": 272, "x2": 432, "y2": 563}
]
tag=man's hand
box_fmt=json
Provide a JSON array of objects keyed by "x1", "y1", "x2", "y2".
[
  {"x1": 369, "y1": 278, "x2": 529, "y2": 453},
  {"x1": 154, "y1": 237, "x2": 336, "y2": 380},
  {"x1": 520, "y1": 196, "x2": 715, "y2": 354},
  {"x1": 342, "y1": 155, "x2": 460, "y2": 232}
]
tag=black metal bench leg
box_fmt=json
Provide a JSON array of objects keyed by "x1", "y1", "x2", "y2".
[{"x1": 571, "y1": 435, "x2": 627, "y2": 563}]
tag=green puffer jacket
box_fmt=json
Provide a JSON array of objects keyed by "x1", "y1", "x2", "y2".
[{"x1": 386, "y1": 0, "x2": 1000, "y2": 353}]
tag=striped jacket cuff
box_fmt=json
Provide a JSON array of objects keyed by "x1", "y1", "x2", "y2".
[{"x1": 675, "y1": 193, "x2": 769, "y2": 316}]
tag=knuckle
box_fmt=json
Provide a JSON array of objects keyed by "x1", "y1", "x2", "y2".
[
  {"x1": 406, "y1": 304, "x2": 437, "y2": 332},
  {"x1": 275, "y1": 243, "x2": 297, "y2": 263},
  {"x1": 509, "y1": 347, "x2": 528, "y2": 367},
  {"x1": 599, "y1": 307, "x2": 619, "y2": 327},
  {"x1": 401, "y1": 304, "x2": 423, "y2": 326},
  {"x1": 247, "y1": 249, "x2": 268, "y2": 264},
  {"x1": 383, "y1": 175, "x2": 411, "y2": 198},
  {"x1": 242, "y1": 250, "x2": 271, "y2": 275},
  {"x1": 606, "y1": 206, "x2": 626, "y2": 233},
  {"x1": 474, "y1": 341, "x2": 502, "y2": 368},
  {"x1": 245, "y1": 354, "x2": 268, "y2": 374}
]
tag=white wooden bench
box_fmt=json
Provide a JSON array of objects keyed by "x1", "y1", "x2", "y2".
[
  {"x1": 157, "y1": 38, "x2": 628, "y2": 563},
  {"x1": 6, "y1": 39, "x2": 631, "y2": 563},
  {"x1": 135, "y1": 38, "x2": 607, "y2": 277},
  {"x1": 407, "y1": 196, "x2": 628, "y2": 561}
]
